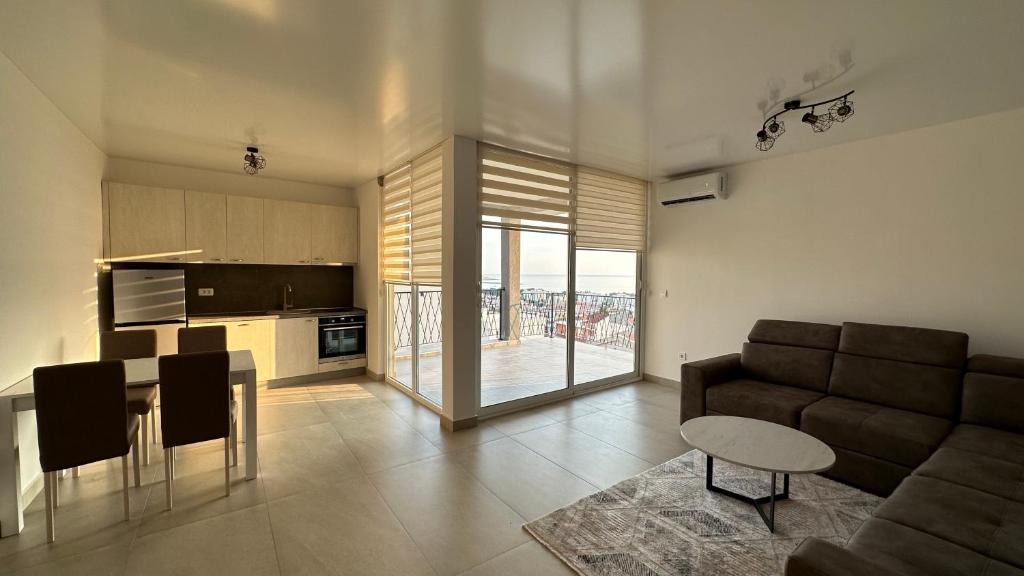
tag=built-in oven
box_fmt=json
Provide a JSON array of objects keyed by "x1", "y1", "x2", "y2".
[{"x1": 318, "y1": 313, "x2": 366, "y2": 362}]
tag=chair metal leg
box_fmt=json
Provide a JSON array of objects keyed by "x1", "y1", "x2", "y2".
[
  {"x1": 164, "y1": 448, "x2": 173, "y2": 510},
  {"x1": 43, "y1": 471, "x2": 55, "y2": 543},
  {"x1": 231, "y1": 418, "x2": 238, "y2": 467},
  {"x1": 53, "y1": 472, "x2": 59, "y2": 509},
  {"x1": 141, "y1": 413, "x2": 150, "y2": 466},
  {"x1": 72, "y1": 466, "x2": 79, "y2": 478},
  {"x1": 132, "y1": 435, "x2": 141, "y2": 488},
  {"x1": 121, "y1": 455, "x2": 130, "y2": 521},
  {"x1": 224, "y1": 437, "x2": 231, "y2": 497}
]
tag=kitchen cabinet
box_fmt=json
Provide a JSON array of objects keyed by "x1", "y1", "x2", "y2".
[
  {"x1": 107, "y1": 183, "x2": 186, "y2": 261},
  {"x1": 190, "y1": 319, "x2": 273, "y2": 381},
  {"x1": 311, "y1": 205, "x2": 358, "y2": 264},
  {"x1": 273, "y1": 317, "x2": 318, "y2": 379},
  {"x1": 185, "y1": 190, "x2": 227, "y2": 262},
  {"x1": 226, "y1": 195, "x2": 263, "y2": 264},
  {"x1": 263, "y1": 200, "x2": 312, "y2": 265}
]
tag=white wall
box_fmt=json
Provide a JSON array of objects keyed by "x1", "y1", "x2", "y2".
[
  {"x1": 646, "y1": 107, "x2": 1024, "y2": 381},
  {"x1": 0, "y1": 51, "x2": 107, "y2": 492},
  {"x1": 354, "y1": 178, "x2": 382, "y2": 376},
  {"x1": 105, "y1": 157, "x2": 355, "y2": 206}
]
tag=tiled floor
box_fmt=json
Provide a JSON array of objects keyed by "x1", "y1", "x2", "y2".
[
  {"x1": 0, "y1": 377, "x2": 688, "y2": 576},
  {"x1": 394, "y1": 336, "x2": 637, "y2": 407}
]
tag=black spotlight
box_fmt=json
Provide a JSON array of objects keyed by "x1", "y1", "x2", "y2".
[
  {"x1": 801, "y1": 108, "x2": 832, "y2": 133},
  {"x1": 243, "y1": 146, "x2": 266, "y2": 175},
  {"x1": 829, "y1": 97, "x2": 854, "y2": 122},
  {"x1": 767, "y1": 118, "x2": 785, "y2": 138},
  {"x1": 755, "y1": 129, "x2": 775, "y2": 151}
]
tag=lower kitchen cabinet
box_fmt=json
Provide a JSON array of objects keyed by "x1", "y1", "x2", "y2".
[
  {"x1": 191, "y1": 319, "x2": 273, "y2": 381},
  {"x1": 273, "y1": 317, "x2": 318, "y2": 379}
]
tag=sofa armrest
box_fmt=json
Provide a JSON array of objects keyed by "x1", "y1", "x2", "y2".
[
  {"x1": 786, "y1": 538, "x2": 907, "y2": 576},
  {"x1": 680, "y1": 353, "x2": 741, "y2": 424}
]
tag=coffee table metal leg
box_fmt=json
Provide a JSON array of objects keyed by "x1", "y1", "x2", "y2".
[{"x1": 704, "y1": 454, "x2": 789, "y2": 533}]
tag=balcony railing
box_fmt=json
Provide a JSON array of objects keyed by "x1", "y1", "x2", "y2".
[{"x1": 392, "y1": 287, "x2": 636, "y2": 352}]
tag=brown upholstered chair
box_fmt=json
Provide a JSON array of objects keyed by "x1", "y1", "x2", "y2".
[
  {"x1": 177, "y1": 325, "x2": 227, "y2": 353},
  {"x1": 158, "y1": 351, "x2": 235, "y2": 509},
  {"x1": 100, "y1": 330, "x2": 158, "y2": 466},
  {"x1": 32, "y1": 360, "x2": 141, "y2": 542}
]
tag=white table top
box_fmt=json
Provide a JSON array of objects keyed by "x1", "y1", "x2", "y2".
[
  {"x1": 0, "y1": 350, "x2": 256, "y2": 402},
  {"x1": 680, "y1": 415, "x2": 835, "y2": 474}
]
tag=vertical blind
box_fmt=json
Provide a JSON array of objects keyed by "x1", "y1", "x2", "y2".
[
  {"x1": 381, "y1": 144, "x2": 444, "y2": 284},
  {"x1": 477, "y1": 144, "x2": 648, "y2": 251}
]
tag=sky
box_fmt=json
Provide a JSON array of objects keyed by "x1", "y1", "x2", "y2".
[{"x1": 481, "y1": 228, "x2": 637, "y2": 277}]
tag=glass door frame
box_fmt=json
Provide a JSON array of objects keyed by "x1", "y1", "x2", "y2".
[
  {"x1": 476, "y1": 231, "x2": 644, "y2": 418},
  {"x1": 385, "y1": 282, "x2": 444, "y2": 410}
]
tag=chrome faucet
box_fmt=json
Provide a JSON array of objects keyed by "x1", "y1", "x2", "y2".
[{"x1": 283, "y1": 284, "x2": 294, "y2": 311}]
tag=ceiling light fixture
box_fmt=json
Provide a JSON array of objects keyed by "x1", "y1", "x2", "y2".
[
  {"x1": 243, "y1": 146, "x2": 266, "y2": 175},
  {"x1": 754, "y1": 90, "x2": 854, "y2": 151}
]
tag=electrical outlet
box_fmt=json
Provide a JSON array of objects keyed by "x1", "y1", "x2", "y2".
[
  {"x1": 198, "y1": 288, "x2": 214, "y2": 296},
  {"x1": 679, "y1": 352, "x2": 688, "y2": 361}
]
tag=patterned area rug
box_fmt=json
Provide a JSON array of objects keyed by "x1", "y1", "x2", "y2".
[{"x1": 525, "y1": 450, "x2": 883, "y2": 576}]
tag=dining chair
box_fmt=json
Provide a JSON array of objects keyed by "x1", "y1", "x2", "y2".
[
  {"x1": 158, "y1": 351, "x2": 234, "y2": 509},
  {"x1": 32, "y1": 360, "x2": 141, "y2": 542},
  {"x1": 177, "y1": 325, "x2": 227, "y2": 353},
  {"x1": 176, "y1": 325, "x2": 236, "y2": 465},
  {"x1": 100, "y1": 330, "x2": 158, "y2": 468}
]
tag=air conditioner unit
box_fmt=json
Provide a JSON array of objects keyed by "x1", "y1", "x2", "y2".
[{"x1": 657, "y1": 172, "x2": 726, "y2": 206}]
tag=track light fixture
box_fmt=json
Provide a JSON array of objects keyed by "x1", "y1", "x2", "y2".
[
  {"x1": 754, "y1": 90, "x2": 854, "y2": 151},
  {"x1": 243, "y1": 146, "x2": 266, "y2": 175}
]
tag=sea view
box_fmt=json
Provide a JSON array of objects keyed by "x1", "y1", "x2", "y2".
[{"x1": 481, "y1": 273, "x2": 636, "y2": 295}]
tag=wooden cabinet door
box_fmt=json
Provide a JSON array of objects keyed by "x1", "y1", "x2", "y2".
[
  {"x1": 311, "y1": 205, "x2": 358, "y2": 264},
  {"x1": 226, "y1": 320, "x2": 272, "y2": 381},
  {"x1": 273, "y1": 317, "x2": 318, "y2": 378},
  {"x1": 226, "y1": 195, "x2": 264, "y2": 264},
  {"x1": 107, "y1": 183, "x2": 186, "y2": 261},
  {"x1": 263, "y1": 200, "x2": 311, "y2": 265},
  {"x1": 185, "y1": 190, "x2": 227, "y2": 263}
]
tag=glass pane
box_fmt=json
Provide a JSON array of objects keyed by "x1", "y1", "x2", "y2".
[
  {"x1": 574, "y1": 250, "x2": 638, "y2": 385},
  {"x1": 481, "y1": 228, "x2": 568, "y2": 407},
  {"x1": 387, "y1": 283, "x2": 413, "y2": 389},
  {"x1": 417, "y1": 286, "x2": 442, "y2": 405}
]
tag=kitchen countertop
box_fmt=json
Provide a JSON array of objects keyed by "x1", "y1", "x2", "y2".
[{"x1": 188, "y1": 307, "x2": 366, "y2": 323}]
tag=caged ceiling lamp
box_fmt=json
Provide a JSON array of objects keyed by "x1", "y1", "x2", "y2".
[
  {"x1": 243, "y1": 146, "x2": 267, "y2": 175},
  {"x1": 755, "y1": 90, "x2": 855, "y2": 151}
]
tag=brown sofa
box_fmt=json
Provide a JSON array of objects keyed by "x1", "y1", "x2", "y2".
[{"x1": 680, "y1": 319, "x2": 1024, "y2": 575}]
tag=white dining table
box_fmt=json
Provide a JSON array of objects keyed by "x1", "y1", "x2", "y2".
[{"x1": 0, "y1": 350, "x2": 257, "y2": 537}]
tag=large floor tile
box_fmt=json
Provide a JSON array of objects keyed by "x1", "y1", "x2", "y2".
[
  {"x1": 457, "y1": 541, "x2": 573, "y2": 576},
  {"x1": 511, "y1": 423, "x2": 653, "y2": 489},
  {"x1": 564, "y1": 410, "x2": 690, "y2": 465},
  {"x1": 369, "y1": 456, "x2": 529, "y2": 576},
  {"x1": 256, "y1": 394, "x2": 329, "y2": 436},
  {"x1": 331, "y1": 414, "x2": 442, "y2": 473},
  {"x1": 124, "y1": 505, "x2": 279, "y2": 576},
  {"x1": 268, "y1": 476, "x2": 435, "y2": 576},
  {"x1": 398, "y1": 405, "x2": 506, "y2": 453},
  {"x1": 603, "y1": 398, "x2": 681, "y2": 433},
  {"x1": 8, "y1": 543, "x2": 129, "y2": 576},
  {"x1": 486, "y1": 410, "x2": 559, "y2": 436},
  {"x1": 257, "y1": 423, "x2": 364, "y2": 501},
  {"x1": 452, "y1": 437, "x2": 596, "y2": 521},
  {"x1": 138, "y1": 465, "x2": 267, "y2": 537}
]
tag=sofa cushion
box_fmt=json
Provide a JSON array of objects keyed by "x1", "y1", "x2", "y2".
[
  {"x1": 741, "y1": 342, "x2": 834, "y2": 392},
  {"x1": 838, "y1": 322, "x2": 968, "y2": 368},
  {"x1": 941, "y1": 424, "x2": 1024, "y2": 465},
  {"x1": 915, "y1": 447, "x2": 1024, "y2": 502},
  {"x1": 705, "y1": 379, "x2": 824, "y2": 428},
  {"x1": 962, "y1": 372, "x2": 1024, "y2": 434},
  {"x1": 829, "y1": 353, "x2": 962, "y2": 418},
  {"x1": 748, "y1": 319, "x2": 841, "y2": 351},
  {"x1": 967, "y1": 354, "x2": 1024, "y2": 379},
  {"x1": 801, "y1": 396, "x2": 952, "y2": 468},
  {"x1": 875, "y1": 475, "x2": 1024, "y2": 570},
  {"x1": 847, "y1": 518, "x2": 1024, "y2": 576}
]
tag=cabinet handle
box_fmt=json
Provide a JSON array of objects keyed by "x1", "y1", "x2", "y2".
[
  {"x1": 307, "y1": 319, "x2": 315, "y2": 322},
  {"x1": 211, "y1": 258, "x2": 224, "y2": 262},
  {"x1": 230, "y1": 259, "x2": 243, "y2": 262},
  {"x1": 299, "y1": 260, "x2": 309, "y2": 264},
  {"x1": 166, "y1": 257, "x2": 181, "y2": 261},
  {"x1": 237, "y1": 323, "x2": 250, "y2": 327}
]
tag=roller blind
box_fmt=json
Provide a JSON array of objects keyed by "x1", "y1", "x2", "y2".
[
  {"x1": 381, "y1": 163, "x2": 412, "y2": 282},
  {"x1": 478, "y1": 145, "x2": 574, "y2": 234},
  {"x1": 410, "y1": 145, "x2": 444, "y2": 284},
  {"x1": 576, "y1": 167, "x2": 648, "y2": 251}
]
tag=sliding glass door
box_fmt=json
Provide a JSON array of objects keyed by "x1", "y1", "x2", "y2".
[{"x1": 573, "y1": 249, "x2": 640, "y2": 387}]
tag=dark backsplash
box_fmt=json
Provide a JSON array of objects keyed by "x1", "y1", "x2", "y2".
[{"x1": 183, "y1": 263, "x2": 353, "y2": 315}]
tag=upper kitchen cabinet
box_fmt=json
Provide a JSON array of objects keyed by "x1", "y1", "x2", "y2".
[
  {"x1": 263, "y1": 199, "x2": 311, "y2": 265},
  {"x1": 225, "y1": 195, "x2": 263, "y2": 264},
  {"x1": 311, "y1": 205, "x2": 358, "y2": 264},
  {"x1": 106, "y1": 183, "x2": 186, "y2": 261},
  {"x1": 185, "y1": 190, "x2": 227, "y2": 262}
]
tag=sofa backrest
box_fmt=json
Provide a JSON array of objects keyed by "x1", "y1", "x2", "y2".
[
  {"x1": 961, "y1": 355, "x2": 1024, "y2": 433},
  {"x1": 829, "y1": 322, "x2": 967, "y2": 419},
  {"x1": 741, "y1": 319, "x2": 841, "y2": 392}
]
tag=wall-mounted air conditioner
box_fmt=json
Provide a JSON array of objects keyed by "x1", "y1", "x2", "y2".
[{"x1": 657, "y1": 172, "x2": 726, "y2": 206}]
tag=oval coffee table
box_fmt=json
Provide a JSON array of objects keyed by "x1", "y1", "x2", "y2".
[{"x1": 679, "y1": 415, "x2": 835, "y2": 533}]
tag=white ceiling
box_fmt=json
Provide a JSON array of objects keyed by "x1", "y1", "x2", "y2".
[{"x1": 2, "y1": 0, "x2": 1023, "y2": 187}]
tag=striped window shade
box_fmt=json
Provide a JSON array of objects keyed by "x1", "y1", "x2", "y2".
[
  {"x1": 478, "y1": 145, "x2": 574, "y2": 234},
  {"x1": 576, "y1": 167, "x2": 648, "y2": 251},
  {"x1": 381, "y1": 163, "x2": 412, "y2": 282},
  {"x1": 410, "y1": 145, "x2": 444, "y2": 284}
]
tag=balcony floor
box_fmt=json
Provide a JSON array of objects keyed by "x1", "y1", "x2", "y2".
[{"x1": 392, "y1": 336, "x2": 636, "y2": 407}]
